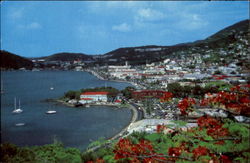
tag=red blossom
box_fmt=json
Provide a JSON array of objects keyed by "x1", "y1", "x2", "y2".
[
  {"x1": 214, "y1": 140, "x2": 225, "y2": 145},
  {"x1": 220, "y1": 155, "x2": 232, "y2": 163},
  {"x1": 178, "y1": 98, "x2": 196, "y2": 115},
  {"x1": 156, "y1": 124, "x2": 166, "y2": 133},
  {"x1": 199, "y1": 84, "x2": 250, "y2": 116},
  {"x1": 160, "y1": 92, "x2": 173, "y2": 102},
  {"x1": 114, "y1": 138, "x2": 159, "y2": 162},
  {"x1": 192, "y1": 146, "x2": 209, "y2": 158},
  {"x1": 168, "y1": 147, "x2": 182, "y2": 157},
  {"x1": 197, "y1": 116, "x2": 220, "y2": 128}
]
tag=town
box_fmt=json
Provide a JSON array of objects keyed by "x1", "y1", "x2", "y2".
[{"x1": 1, "y1": 2, "x2": 249, "y2": 162}]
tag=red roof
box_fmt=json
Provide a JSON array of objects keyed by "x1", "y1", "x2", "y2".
[
  {"x1": 81, "y1": 92, "x2": 109, "y2": 95},
  {"x1": 81, "y1": 98, "x2": 93, "y2": 100},
  {"x1": 115, "y1": 99, "x2": 121, "y2": 103}
]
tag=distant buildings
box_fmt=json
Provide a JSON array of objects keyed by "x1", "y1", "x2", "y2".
[
  {"x1": 79, "y1": 92, "x2": 108, "y2": 104},
  {"x1": 108, "y1": 62, "x2": 137, "y2": 79}
]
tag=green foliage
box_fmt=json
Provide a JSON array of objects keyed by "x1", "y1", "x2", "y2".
[
  {"x1": 167, "y1": 82, "x2": 183, "y2": 97},
  {"x1": 64, "y1": 90, "x2": 81, "y2": 100},
  {"x1": 1, "y1": 118, "x2": 249, "y2": 162},
  {"x1": 87, "y1": 137, "x2": 106, "y2": 149},
  {"x1": 171, "y1": 120, "x2": 187, "y2": 128},
  {"x1": 103, "y1": 155, "x2": 116, "y2": 162},
  {"x1": 167, "y1": 82, "x2": 223, "y2": 98},
  {"x1": 1, "y1": 142, "x2": 82, "y2": 163},
  {"x1": 205, "y1": 81, "x2": 232, "y2": 91},
  {"x1": 121, "y1": 86, "x2": 135, "y2": 99},
  {"x1": 63, "y1": 86, "x2": 120, "y2": 100}
]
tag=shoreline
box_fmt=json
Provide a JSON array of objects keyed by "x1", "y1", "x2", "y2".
[
  {"x1": 84, "y1": 69, "x2": 145, "y2": 89},
  {"x1": 53, "y1": 98, "x2": 140, "y2": 140},
  {"x1": 49, "y1": 70, "x2": 143, "y2": 152},
  {"x1": 85, "y1": 103, "x2": 139, "y2": 153}
]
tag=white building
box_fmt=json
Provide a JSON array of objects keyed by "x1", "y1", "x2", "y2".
[
  {"x1": 79, "y1": 92, "x2": 108, "y2": 104},
  {"x1": 108, "y1": 62, "x2": 137, "y2": 79}
]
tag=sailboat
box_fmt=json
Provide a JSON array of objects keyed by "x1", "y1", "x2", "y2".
[
  {"x1": 46, "y1": 102, "x2": 56, "y2": 114},
  {"x1": 1, "y1": 78, "x2": 4, "y2": 94},
  {"x1": 12, "y1": 98, "x2": 23, "y2": 114},
  {"x1": 46, "y1": 110, "x2": 56, "y2": 114}
]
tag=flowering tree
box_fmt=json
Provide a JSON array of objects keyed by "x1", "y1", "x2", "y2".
[
  {"x1": 160, "y1": 92, "x2": 173, "y2": 103},
  {"x1": 111, "y1": 116, "x2": 249, "y2": 162},
  {"x1": 200, "y1": 84, "x2": 250, "y2": 115},
  {"x1": 178, "y1": 97, "x2": 196, "y2": 115},
  {"x1": 84, "y1": 85, "x2": 250, "y2": 162}
]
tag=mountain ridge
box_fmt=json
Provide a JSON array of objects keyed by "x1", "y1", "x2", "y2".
[{"x1": 1, "y1": 19, "x2": 249, "y2": 67}]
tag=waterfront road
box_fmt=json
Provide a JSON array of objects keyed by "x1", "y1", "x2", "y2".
[
  {"x1": 130, "y1": 102, "x2": 144, "y2": 121},
  {"x1": 85, "y1": 102, "x2": 144, "y2": 153}
]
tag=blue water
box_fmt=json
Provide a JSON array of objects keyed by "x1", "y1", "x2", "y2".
[{"x1": 1, "y1": 71, "x2": 132, "y2": 150}]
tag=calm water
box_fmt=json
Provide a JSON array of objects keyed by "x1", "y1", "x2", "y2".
[{"x1": 1, "y1": 71, "x2": 132, "y2": 150}]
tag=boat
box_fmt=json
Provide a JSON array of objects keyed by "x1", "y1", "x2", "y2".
[
  {"x1": 15, "y1": 123, "x2": 25, "y2": 127},
  {"x1": 50, "y1": 87, "x2": 54, "y2": 90},
  {"x1": 12, "y1": 98, "x2": 23, "y2": 114},
  {"x1": 85, "y1": 104, "x2": 90, "y2": 108},
  {"x1": 1, "y1": 77, "x2": 4, "y2": 94},
  {"x1": 46, "y1": 110, "x2": 57, "y2": 114}
]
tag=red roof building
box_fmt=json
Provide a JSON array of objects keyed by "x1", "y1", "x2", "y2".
[{"x1": 79, "y1": 92, "x2": 109, "y2": 104}]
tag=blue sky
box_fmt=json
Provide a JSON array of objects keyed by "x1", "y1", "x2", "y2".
[{"x1": 1, "y1": 1, "x2": 249, "y2": 57}]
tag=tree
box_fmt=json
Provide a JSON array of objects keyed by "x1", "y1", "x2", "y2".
[
  {"x1": 125, "y1": 76, "x2": 131, "y2": 81},
  {"x1": 64, "y1": 90, "x2": 79, "y2": 100},
  {"x1": 121, "y1": 86, "x2": 135, "y2": 99},
  {"x1": 167, "y1": 82, "x2": 183, "y2": 97}
]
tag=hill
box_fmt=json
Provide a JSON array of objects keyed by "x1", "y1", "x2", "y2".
[
  {"x1": 40, "y1": 52, "x2": 93, "y2": 62},
  {"x1": 0, "y1": 50, "x2": 33, "y2": 70},
  {"x1": 99, "y1": 19, "x2": 249, "y2": 65}
]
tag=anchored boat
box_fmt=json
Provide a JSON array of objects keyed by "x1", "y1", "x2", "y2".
[{"x1": 12, "y1": 98, "x2": 23, "y2": 114}]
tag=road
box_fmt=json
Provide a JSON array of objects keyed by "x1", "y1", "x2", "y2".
[{"x1": 130, "y1": 102, "x2": 144, "y2": 121}]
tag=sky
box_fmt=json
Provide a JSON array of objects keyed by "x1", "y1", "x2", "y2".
[{"x1": 1, "y1": 1, "x2": 249, "y2": 57}]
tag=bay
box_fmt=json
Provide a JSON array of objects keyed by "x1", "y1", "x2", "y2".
[{"x1": 1, "y1": 71, "x2": 132, "y2": 150}]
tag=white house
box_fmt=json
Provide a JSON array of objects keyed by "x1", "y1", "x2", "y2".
[{"x1": 79, "y1": 92, "x2": 108, "y2": 104}]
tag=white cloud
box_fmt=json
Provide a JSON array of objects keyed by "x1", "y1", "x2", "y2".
[
  {"x1": 18, "y1": 22, "x2": 42, "y2": 30},
  {"x1": 137, "y1": 8, "x2": 165, "y2": 21},
  {"x1": 112, "y1": 23, "x2": 131, "y2": 32}
]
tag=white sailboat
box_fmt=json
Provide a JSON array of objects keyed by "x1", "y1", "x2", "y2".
[
  {"x1": 12, "y1": 98, "x2": 23, "y2": 114},
  {"x1": 46, "y1": 110, "x2": 56, "y2": 114},
  {"x1": 46, "y1": 102, "x2": 56, "y2": 114},
  {"x1": 15, "y1": 123, "x2": 25, "y2": 127},
  {"x1": 1, "y1": 78, "x2": 4, "y2": 94}
]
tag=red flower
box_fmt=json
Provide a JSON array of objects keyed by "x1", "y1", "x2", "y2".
[
  {"x1": 156, "y1": 124, "x2": 166, "y2": 133},
  {"x1": 114, "y1": 138, "x2": 155, "y2": 161},
  {"x1": 160, "y1": 92, "x2": 173, "y2": 102},
  {"x1": 168, "y1": 147, "x2": 181, "y2": 157},
  {"x1": 214, "y1": 140, "x2": 225, "y2": 145},
  {"x1": 220, "y1": 155, "x2": 232, "y2": 163},
  {"x1": 192, "y1": 146, "x2": 209, "y2": 158},
  {"x1": 197, "y1": 116, "x2": 220, "y2": 128},
  {"x1": 178, "y1": 98, "x2": 196, "y2": 115},
  {"x1": 239, "y1": 97, "x2": 250, "y2": 104}
]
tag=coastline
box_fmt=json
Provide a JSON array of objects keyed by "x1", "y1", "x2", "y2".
[
  {"x1": 84, "y1": 69, "x2": 145, "y2": 89},
  {"x1": 48, "y1": 70, "x2": 143, "y2": 152},
  {"x1": 85, "y1": 103, "x2": 139, "y2": 153}
]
